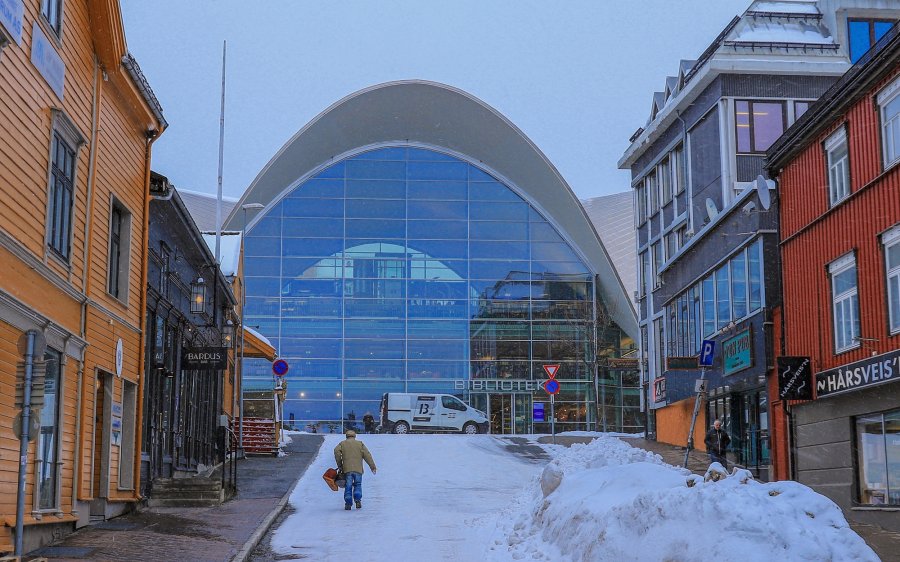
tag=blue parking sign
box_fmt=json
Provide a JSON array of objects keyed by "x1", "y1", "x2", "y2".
[{"x1": 699, "y1": 339, "x2": 716, "y2": 367}]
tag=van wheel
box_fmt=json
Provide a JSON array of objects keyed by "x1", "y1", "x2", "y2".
[
  {"x1": 462, "y1": 422, "x2": 478, "y2": 435},
  {"x1": 393, "y1": 421, "x2": 410, "y2": 434}
]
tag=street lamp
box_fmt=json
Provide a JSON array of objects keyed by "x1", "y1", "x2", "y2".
[
  {"x1": 222, "y1": 318, "x2": 234, "y2": 347},
  {"x1": 190, "y1": 277, "x2": 206, "y2": 314},
  {"x1": 238, "y1": 202, "x2": 265, "y2": 451}
]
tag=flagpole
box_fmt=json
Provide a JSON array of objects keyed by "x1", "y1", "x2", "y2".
[{"x1": 215, "y1": 40, "x2": 226, "y2": 264}]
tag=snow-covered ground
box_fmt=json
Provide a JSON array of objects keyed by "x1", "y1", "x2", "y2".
[{"x1": 271, "y1": 433, "x2": 877, "y2": 561}]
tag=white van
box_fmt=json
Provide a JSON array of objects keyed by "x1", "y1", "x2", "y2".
[{"x1": 379, "y1": 393, "x2": 489, "y2": 434}]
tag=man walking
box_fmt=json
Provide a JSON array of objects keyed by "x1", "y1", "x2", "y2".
[
  {"x1": 704, "y1": 419, "x2": 731, "y2": 470},
  {"x1": 334, "y1": 429, "x2": 377, "y2": 510}
]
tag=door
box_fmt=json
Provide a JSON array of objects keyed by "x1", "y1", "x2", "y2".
[
  {"x1": 514, "y1": 394, "x2": 531, "y2": 434},
  {"x1": 489, "y1": 394, "x2": 513, "y2": 434}
]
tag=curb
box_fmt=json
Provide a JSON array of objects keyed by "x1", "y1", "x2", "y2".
[{"x1": 230, "y1": 440, "x2": 321, "y2": 562}]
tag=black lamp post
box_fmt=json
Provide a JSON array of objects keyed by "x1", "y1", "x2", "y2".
[{"x1": 190, "y1": 277, "x2": 207, "y2": 314}]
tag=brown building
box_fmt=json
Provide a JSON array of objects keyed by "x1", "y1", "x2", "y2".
[
  {"x1": 0, "y1": 0, "x2": 165, "y2": 553},
  {"x1": 767, "y1": 24, "x2": 900, "y2": 531}
]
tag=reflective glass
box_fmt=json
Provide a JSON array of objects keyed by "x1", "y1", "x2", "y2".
[
  {"x1": 282, "y1": 198, "x2": 343, "y2": 218},
  {"x1": 408, "y1": 181, "x2": 466, "y2": 200},
  {"x1": 281, "y1": 297, "x2": 342, "y2": 317},
  {"x1": 282, "y1": 238, "x2": 344, "y2": 258},
  {"x1": 407, "y1": 361, "x2": 469, "y2": 379},
  {"x1": 344, "y1": 319, "x2": 405, "y2": 339},
  {"x1": 286, "y1": 359, "x2": 342, "y2": 378},
  {"x1": 249, "y1": 216, "x2": 281, "y2": 236},
  {"x1": 281, "y1": 279, "x2": 343, "y2": 298},
  {"x1": 289, "y1": 178, "x2": 344, "y2": 198},
  {"x1": 245, "y1": 296, "x2": 280, "y2": 316},
  {"x1": 407, "y1": 160, "x2": 468, "y2": 180},
  {"x1": 283, "y1": 400, "x2": 341, "y2": 420},
  {"x1": 408, "y1": 239, "x2": 468, "y2": 260},
  {"x1": 345, "y1": 338, "x2": 405, "y2": 360},
  {"x1": 470, "y1": 182, "x2": 523, "y2": 202},
  {"x1": 346, "y1": 199, "x2": 405, "y2": 219},
  {"x1": 245, "y1": 257, "x2": 281, "y2": 277},
  {"x1": 343, "y1": 380, "x2": 405, "y2": 401},
  {"x1": 346, "y1": 180, "x2": 405, "y2": 199},
  {"x1": 280, "y1": 338, "x2": 342, "y2": 358},
  {"x1": 345, "y1": 360, "x2": 405, "y2": 379},
  {"x1": 470, "y1": 221, "x2": 527, "y2": 240},
  {"x1": 408, "y1": 200, "x2": 467, "y2": 220},
  {"x1": 470, "y1": 241, "x2": 528, "y2": 260},
  {"x1": 283, "y1": 217, "x2": 343, "y2": 238},
  {"x1": 346, "y1": 219, "x2": 405, "y2": 239},
  {"x1": 407, "y1": 339, "x2": 469, "y2": 360},
  {"x1": 346, "y1": 160, "x2": 405, "y2": 180},
  {"x1": 287, "y1": 379, "x2": 341, "y2": 400},
  {"x1": 470, "y1": 201, "x2": 528, "y2": 221},
  {"x1": 408, "y1": 220, "x2": 467, "y2": 239},
  {"x1": 245, "y1": 237, "x2": 280, "y2": 257}
]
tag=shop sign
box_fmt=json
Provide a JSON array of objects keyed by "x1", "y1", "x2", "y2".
[
  {"x1": 111, "y1": 411, "x2": 122, "y2": 447},
  {"x1": 723, "y1": 328, "x2": 753, "y2": 375},
  {"x1": 453, "y1": 379, "x2": 537, "y2": 392},
  {"x1": 606, "y1": 357, "x2": 640, "y2": 369},
  {"x1": 816, "y1": 348, "x2": 899, "y2": 399},
  {"x1": 31, "y1": 22, "x2": 64, "y2": 100},
  {"x1": 777, "y1": 356, "x2": 813, "y2": 401},
  {"x1": 653, "y1": 377, "x2": 666, "y2": 402},
  {"x1": 666, "y1": 356, "x2": 699, "y2": 370},
  {"x1": 0, "y1": 0, "x2": 24, "y2": 45},
  {"x1": 181, "y1": 347, "x2": 227, "y2": 370}
]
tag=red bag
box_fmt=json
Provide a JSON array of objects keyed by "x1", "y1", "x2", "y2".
[{"x1": 323, "y1": 468, "x2": 339, "y2": 491}]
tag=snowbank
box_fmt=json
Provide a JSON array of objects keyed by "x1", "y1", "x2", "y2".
[{"x1": 490, "y1": 436, "x2": 877, "y2": 561}]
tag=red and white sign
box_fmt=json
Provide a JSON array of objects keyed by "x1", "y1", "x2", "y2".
[{"x1": 542, "y1": 364, "x2": 560, "y2": 379}]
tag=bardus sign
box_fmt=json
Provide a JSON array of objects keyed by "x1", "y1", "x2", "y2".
[
  {"x1": 815, "y1": 349, "x2": 899, "y2": 398},
  {"x1": 181, "y1": 347, "x2": 228, "y2": 370}
]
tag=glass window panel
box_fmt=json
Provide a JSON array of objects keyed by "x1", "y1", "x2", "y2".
[
  {"x1": 408, "y1": 200, "x2": 467, "y2": 220},
  {"x1": 470, "y1": 201, "x2": 528, "y2": 221},
  {"x1": 344, "y1": 298, "x2": 405, "y2": 318},
  {"x1": 408, "y1": 298, "x2": 467, "y2": 318},
  {"x1": 346, "y1": 219, "x2": 405, "y2": 239},
  {"x1": 469, "y1": 277, "x2": 529, "y2": 298},
  {"x1": 849, "y1": 20, "x2": 872, "y2": 62},
  {"x1": 407, "y1": 361, "x2": 469, "y2": 379},
  {"x1": 346, "y1": 199, "x2": 405, "y2": 219},
  {"x1": 314, "y1": 162, "x2": 345, "y2": 179},
  {"x1": 886, "y1": 410, "x2": 900, "y2": 504},
  {"x1": 344, "y1": 319, "x2": 405, "y2": 339},
  {"x1": 408, "y1": 180, "x2": 467, "y2": 200},
  {"x1": 245, "y1": 237, "x2": 281, "y2": 257},
  {"x1": 469, "y1": 260, "x2": 529, "y2": 279},
  {"x1": 470, "y1": 241, "x2": 528, "y2": 260},
  {"x1": 342, "y1": 380, "x2": 405, "y2": 401},
  {"x1": 471, "y1": 360, "x2": 531, "y2": 379},
  {"x1": 245, "y1": 296, "x2": 280, "y2": 316},
  {"x1": 470, "y1": 221, "x2": 528, "y2": 241},
  {"x1": 285, "y1": 380, "x2": 342, "y2": 400},
  {"x1": 875, "y1": 21, "x2": 895, "y2": 41},
  {"x1": 345, "y1": 360, "x2": 405, "y2": 379},
  {"x1": 245, "y1": 277, "x2": 282, "y2": 297},
  {"x1": 345, "y1": 278, "x2": 406, "y2": 299},
  {"x1": 345, "y1": 338, "x2": 405, "y2": 360},
  {"x1": 532, "y1": 322, "x2": 586, "y2": 340},
  {"x1": 407, "y1": 339, "x2": 469, "y2": 360},
  {"x1": 736, "y1": 100, "x2": 751, "y2": 153},
  {"x1": 702, "y1": 275, "x2": 716, "y2": 336},
  {"x1": 408, "y1": 280, "x2": 468, "y2": 299},
  {"x1": 355, "y1": 147, "x2": 407, "y2": 160},
  {"x1": 346, "y1": 179, "x2": 406, "y2": 199},
  {"x1": 346, "y1": 160, "x2": 406, "y2": 180},
  {"x1": 531, "y1": 242, "x2": 580, "y2": 262},
  {"x1": 834, "y1": 265, "x2": 857, "y2": 294},
  {"x1": 280, "y1": 338, "x2": 342, "y2": 358},
  {"x1": 408, "y1": 219, "x2": 467, "y2": 239},
  {"x1": 344, "y1": 258, "x2": 406, "y2": 279},
  {"x1": 248, "y1": 216, "x2": 281, "y2": 237},
  {"x1": 888, "y1": 241, "x2": 900, "y2": 270},
  {"x1": 281, "y1": 318, "x2": 342, "y2": 338},
  {"x1": 531, "y1": 261, "x2": 589, "y2": 275},
  {"x1": 409, "y1": 259, "x2": 466, "y2": 280},
  {"x1": 530, "y1": 222, "x2": 564, "y2": 243},
  {"x1": 749, "y1": 240, "x2": 762, "y2": 311},
  {"x1": 532, "y1": 300, "x2": 590, "y2": 320},
  {"x1": 281, "y1": 297, "x2": 342, "y2": 317},
  {"x1": 407, "y1": 147, "x2": 455, "y2": 161},
  {"x1": 716, "y1": 266, "x2": 731, "y2": 329},
  {"x1": 469, "y1": 181, "x2": 523, "y2": 202},
  {"x1": 407, "y1": 320, "x2": 468, "y2": 339},
  {"x1": 407, "y1": 161, "x2": 468, "y2": 180},
  {"x1": 731, "y1": 251, "x2": 748, "y2": 319},
  {"x1": 530, "y1": 362, "x2": 590, "y2": 380},
  {"x1": 244, "y1": 257, "x2": 281, "y2": 277},
  {"x1": 471, "y1": 321, "x2": 531, "y2": 340},
  {"x1": 408, "y1": 239, "x2": 468, "y2": 259},
  {"x1": 471, "y1": 339, "x2": 529, "y2": 360},
  {"x1": 245, "y1": 316, "x2": 279, "y2": 334},
  {"x1": 282, "y1": 238, "x2": 344, "y2": 258},
  {"x1": 342, "y1": 241, "x2": 407, "y2": 257},
  {"x1": 282, "y1": 217, "x2": 344, "y2": 238},
  {"x1": 283, "y1": 400, "x2": 341, "y2": 421},
  {"x1": 752, "y1": 102, "x2": 785, "y2": 152},
  {"x1": 472, "y1": 299, "x2": 530, "y2": 320},
  {"x1": 282, "y1": 359, "x2": 341, "y2": 378},
  {"x1": 289, "y1": 178, "x2": 344, "y2": 198},
  {"x1": 283, "y1": 257, "x2": 342, "y2": 279},
  {"x1": 533, "y1": 280, "x2": 590, "y2": 301},
  {"x1": 468, "y1": 166, "x2": 496, "y2": 181},
  {"x1": 282, "y1": 198, "x2": 343, "y2": 218}
]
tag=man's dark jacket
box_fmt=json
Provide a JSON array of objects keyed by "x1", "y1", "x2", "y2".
[{"x1": 704, "y1": 428, "x2": 731, "y2": 456}]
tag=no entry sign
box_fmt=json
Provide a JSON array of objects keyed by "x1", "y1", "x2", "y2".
[{"x1": 272, "y1": 359, "x2": 289, "y2": 376}]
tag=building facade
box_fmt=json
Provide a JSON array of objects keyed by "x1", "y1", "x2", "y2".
[
  {"x1": 0, "y1": 0, "x2": 164, "y2": 552},
  {"x1": 619, "y1": 0, "x2": 900, "y2": 479},
  {"x1": 767, "y1": 23, "x2": 900, "y2": 531},
  {"x1": 225, "y1": 81, "x2": 639, "y2": 435}
]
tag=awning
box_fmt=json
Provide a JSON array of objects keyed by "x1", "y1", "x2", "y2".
[{"x1": 243, "y1": 326, "x2": 276, "y2": 361}]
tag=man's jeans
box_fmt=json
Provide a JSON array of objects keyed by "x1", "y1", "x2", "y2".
[
  {"x1": 344, "y1": 472, "x2": 363, "y2": 505},
  {"x1": 708, "y1": 452, "x2": 728, "y2": 470}
]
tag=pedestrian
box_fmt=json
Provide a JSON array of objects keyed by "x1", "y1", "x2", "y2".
[
  {"x1": 704, "y1": 419, "x2": 731, "y2": 470},
  {"x1": 333, "y1": 429, "x2": 377, "y2": 510},
  {"x1": 363, "y1": 412, "x2": 375, "y2": 434}
]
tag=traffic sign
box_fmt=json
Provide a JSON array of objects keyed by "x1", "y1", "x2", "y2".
[
  {"x1": 543, "y1": 364, "x2": 560, "y2": 379},
  {"x1": 699, "y1": 340, "x2": 716, "y2": 367},
  {"x1": 543, "y1": 379, "x2": 560, "y2": 395},
  {"x1": 272, "y1": 359, "x2": 289, "y2": 376},
  {"x1": 533, "y1": 402, "x2": 545, "y2": 422}
]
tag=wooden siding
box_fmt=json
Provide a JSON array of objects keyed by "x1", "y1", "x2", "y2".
[{"x1": 779, "y1": 66, "x2": 900, "y2": 376}]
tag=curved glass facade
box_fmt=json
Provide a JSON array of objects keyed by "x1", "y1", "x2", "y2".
[{"x1": 242, "y1": 145, "x2": 629, "y2": 433}]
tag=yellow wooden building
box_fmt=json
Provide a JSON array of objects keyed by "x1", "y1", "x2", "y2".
[{"x1": 0, "y1": 0, "x2": 165, "y2": 552}]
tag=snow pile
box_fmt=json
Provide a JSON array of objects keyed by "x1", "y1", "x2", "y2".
[{"x1": 490, "y1": 436, "x2": 877, "y2": 561}]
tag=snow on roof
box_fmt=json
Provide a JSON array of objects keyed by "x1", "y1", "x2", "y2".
[
  {"x1": 731, "y1": 19, "x2": 833, "y2": 44},
  {"x1": 749, "y1": 1, "x2": 819, "y2": 14},
  {"x1": 201, "y1": 232, "x2": 242, "y2": 277},
  {"x1": 180, "y1": 190, "x2": 239, "y2": 231},
  {"x1": 244, "y1": 325, "x2": 273, "y2": 348}
]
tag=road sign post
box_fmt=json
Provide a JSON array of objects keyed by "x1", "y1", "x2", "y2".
[
  {"x1": 542, "y1": 364, "x2": 560, "y2": 444},
  {"x1": 684, "y1": 340, "x2": 716, "y2": 468},
  {"x1": 272, "y1": 359, "x2": 289, "y2": 377}
]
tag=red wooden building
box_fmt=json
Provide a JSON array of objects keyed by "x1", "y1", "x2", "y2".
[{"x1": 767, "y1": 26, "x2": 900, "y2": 531}]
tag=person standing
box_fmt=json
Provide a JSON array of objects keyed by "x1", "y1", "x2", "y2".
[
  {"x1": 362, "y1": 412, "x2": 375, "y2": 434},
  {"x1": 704, "y1": 419, "x2": 731, "y2": 470},
  {"x1": 334, "y1": 429, "x2": 377, "y2": 510}
]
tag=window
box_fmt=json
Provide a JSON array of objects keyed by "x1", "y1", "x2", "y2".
[
  {"x1": 652, "y1": 242, "x2": 663, "y2": 288},
  {"x1": 735, "y1": 100, "x2": 786, "y2": 154},
  {"x1": 639, "y1": 250, "x2": 650, "y2": 297},
  {"x1": 794, "y1": 101, "x2": 811, "y2": 120},
  {"x1": 107, "y1": 199, "x2": 131, "y2": 301},
  {"x1": 748, "y1": 239, "x2": 762, "y2": 312},
  {"x1": 665, "y1": 232, "x2": 677, "y2": 261},
  {"x1": 848, "y1": 18, "x2": 896, "y2": 63},
  {"x1": 654, "y1": 318, "x2": 664, "y2": 376},
  {"x1": 37, "y1": 349, "x2": 62, "y2": 510},
  {"x1": 159, "y1": 243, "x2": 170, "y2": 299},
  {"x1": 635, "y1": 183, "x2": 647, "y2": 224},
  {"x1": 829, "y1": 254, "x2": 860, "y2": 353},
  {"x1": 878, "y1": 77, "x2": 900, "y2": 168},
  {"x1": 41, "y1": 0, "x2": 63, "y2": 36},
  {"x1": 825, "y1": 127, "x2": 851, "y2": 205},
  {"x1": 659, "y1": 157, "x2": 672, "y2": 205},
  {"x1": 647, "y1": 172, "x2": 659, "y2": 215},
  {"x1": 47, "y1": 132, "x2": 76, "y2": 260},
  {"x1": 855, "y1": 409, "x2": 900, "y2": 506},
  {"x1": 716, "y1": 266, "x2": 731, "y2": 330},
  {"x1": 885, "y1": 226, "x2": 900, "y2": 334},
  {"x1": 673, "y1": 145, "x2": 686, "y2": 195},
  {"x1": 702, "y1": 275, "x2": 715, "y2": 337},
  {"x1": 731, "y1": 252, "x2": 747, "y2": 320}
]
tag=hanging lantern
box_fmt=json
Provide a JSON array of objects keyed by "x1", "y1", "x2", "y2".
[
  {"x1": 223, "y1": 319, "x2": 234, "y2": 347},
  {"x1": 190, "y1": 277, "x2": 206, "y2": 314}
]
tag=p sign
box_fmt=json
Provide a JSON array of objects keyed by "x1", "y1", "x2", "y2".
[{"x1": 699, "y1": 340, "x2": 716, "y2": 367}]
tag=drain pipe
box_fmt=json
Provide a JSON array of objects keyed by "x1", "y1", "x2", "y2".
[{"x1": 15, "y1": 330, "x2": 36, "y2": 557}]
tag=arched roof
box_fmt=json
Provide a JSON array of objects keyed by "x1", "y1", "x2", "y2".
[{"x1": 226, "y1": 80, "x2": 636, "y2": 338}]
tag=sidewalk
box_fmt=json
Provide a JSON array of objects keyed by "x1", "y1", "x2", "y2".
[
  {"x1": 541, "y1": 435, "x2": 900, "y2": 562},
  {"x1": 29, "y1": 435, "x2": 323, "y2": 562}
]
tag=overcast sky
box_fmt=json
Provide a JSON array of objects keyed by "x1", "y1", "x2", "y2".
[{"x1": 121, "y1": 0, "x2": 750, "y2": 201}]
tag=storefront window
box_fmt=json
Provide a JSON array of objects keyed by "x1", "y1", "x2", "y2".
[
  {"x1": 38, "y1": 349, "x2": 62, "y2": 510},
  {"x1": 856, "y1": 410, "x2": 900, "y2": 506}
]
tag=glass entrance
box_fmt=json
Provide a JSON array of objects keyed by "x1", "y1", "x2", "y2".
[
  {"x1": 475, "y1": 393, "x2": 532, "y2": 434},
  {"x1": 490, "y1": 394, "x2": 512, "y2": 434}
]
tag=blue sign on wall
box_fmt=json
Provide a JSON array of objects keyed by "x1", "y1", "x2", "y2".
[
  {"x1": 699, "y1": 339, "x2": 716, "y2": 367},
  {"x1": 0, "y1": 0, "x2": 24, "y2": 45},
  {"x1": 31, "y1": 22, "x2": 65, "y2": 100},
  {"x1": 533, "y1": 402, "x2": 545, "y2": 422},
  {"x1": 723, "y1": 328, "x2": 753, "y2": 375}
]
